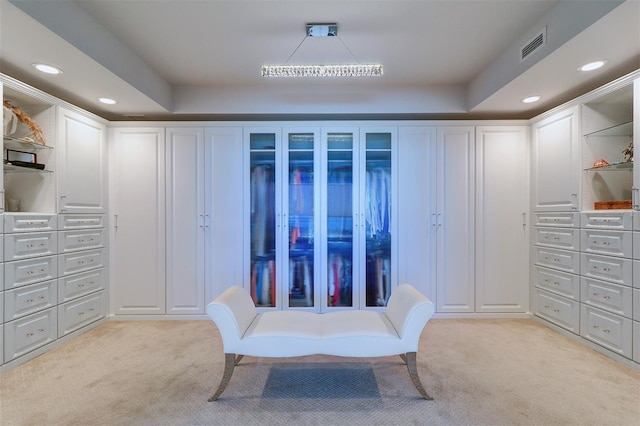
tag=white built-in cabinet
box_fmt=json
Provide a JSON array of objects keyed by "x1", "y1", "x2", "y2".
[
  {"x1": 475, "y1": 126, "x2": 529, "y2": 312},
  {"x1": 531, "y1": 105, "x2": 580, "y2": 212},
  {"x1": 110, "y1": 128, "x2": 166, "y2": 315},
  {"x1": 398, "y1": 125, "x2": 529, "y2": 313},
  {"x1": 165, "y1": 128, "x2": 205, "y2": 315},
  {"x1": 110, "y1": 126, "x2": 244, "y2": 316},
  {"x1": 57, "y1": 107, "x2": 107, "y2": 214}
]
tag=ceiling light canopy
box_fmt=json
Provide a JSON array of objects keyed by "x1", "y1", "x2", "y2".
[
  {"x1": 32, "y1": 63, "x2": 63, "y2": 75},
  {"x1": 262, "y1": 23, "x2": 382, "y2": 78}
]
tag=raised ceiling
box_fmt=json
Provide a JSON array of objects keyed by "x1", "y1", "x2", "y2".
[{"x1": 1, "y1": 0, "x2": 639, "y2": 121}]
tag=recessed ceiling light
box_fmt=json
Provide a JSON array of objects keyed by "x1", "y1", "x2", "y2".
[
  {"x1": 32, "y1": 63, "x2": 63, "y2": 75},
  {"x1": 522, "y1": 95, "x2": 542, "y2": 104},
  {"x1": 578, "y1": 60, "x2": 607, "y2": 72},
  {"x1": 98, "y1": 97, "x2": 117, "y2": 105}
]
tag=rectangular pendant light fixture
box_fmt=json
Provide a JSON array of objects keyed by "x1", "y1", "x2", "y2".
[
  {"x1": 262, "y1": 23, "x2": 383, "y2": 78},
  {"x1": 262, "y1": 64, "x2": 383, "y2": 77}
]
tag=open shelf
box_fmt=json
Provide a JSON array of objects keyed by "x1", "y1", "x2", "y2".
[
  {"x1": 583, "y1": 121, "x2": 632, "y2": 138},
  {"x1": 3, "y1": 136, "x2": 53, "y2": 151},
  {"x1": 584, "y1": 162, "x2": 633, "y2": 172}
]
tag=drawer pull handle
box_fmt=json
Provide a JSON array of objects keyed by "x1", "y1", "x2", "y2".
[
  {"x1": 26, "y1": 298, "x2": 34, "y2": 303},
  {"x1": 78, "y1": 312, "x2": 85, "y2": 316},
  {"x1": 27, "y1": 332, "x2": 34, "y2": 337},
  {"x1": 553, "y1": 309, "x2": 560, "y2": 313},
  {"x1": 544, "y1": 305, "x2": 550, "y2": 309},
  {"x1": 603, "y1": 329, "x2": 610, "y2": 333}
]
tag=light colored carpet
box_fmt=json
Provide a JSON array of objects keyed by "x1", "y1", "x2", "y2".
[{"x1": 0, "y1": 318, "x2": 638, "y2": 426}]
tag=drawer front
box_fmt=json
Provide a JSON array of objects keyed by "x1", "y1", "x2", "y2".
[
  {"x1": 533, "y1": 266, "x2": 579, "y2": 300},
  {"x1": 581, "y1": 211, "x2": 632, "y2": 230},
  {"x1": 4, "y1": 214, "x2": 57, "y2": 233},
  {"x1": 635, "y1": 260, "x2": 640, "y2": 289},
  {"x1": 58, "y1": 268, "x2": 106, "y2": 303},
  {"x1": 634, "y1": 289, "x2": 640, "y2": 321},
  {"x1": 534, "y1": 212, "x2": 579, "y2": 228},
  {"x1": 580, "y1": 277, "x2": 632, "y2": 318},
  {"x1": 534, "y1": 289, "x2": 579, "y2": 333},
  {"x1": 0, "y1": 235, "x2": 4, "y2": 262},
  {"x1": 58, "y1": 228, "x2": 106, "y2": 253},
  {"x1": 634, "y1": 232, "x2": 639, "y2": 260},
  {"x1": 580, "y1": 305, "x2": 632, "y2": 357},
  {"x1": 0, "y1": 292, "x2": 4, "y2": 324},
  {"x1": 0, "y1": 324, "x2": 3, "y2": 364},
  {"x1": 4, "y1": 308, "x2": 57, "y2": 361},
  {"x1": 58, "y1": 214, "x2": 106, "y2": 230},
  {"x1": 633, "y1": 211, "x2": 640, "y2": 231},
  {"x1": 58, "y1": 249, "x2": 106, "y2": 277},
  {"x1": 4, "y1": 231, "x2": 58, "y2": 261},
  {"x1": 634, "y1": 322, "x2": 640, "y2": 363},
  {"x1": 58, "y1": 291, "x2": 105, "y2": 337},
  {"x1": 4, "y1": 256, "x2": 58, "y2": 290},
  {"x1": 580, "y1": 253, "x2": 632, "y2": 286},
  {"x1": 580, "y1": 229, "x2": 632, "y2": 258},
  {"x1": 534, "y1": 247, "x2": 579, "y2": 274},
  {"x1": 535, "y1": 227, "x2": 579, "y2": 250},
  {"x1": 4, "y1": 280, "x2": 57, "y2": 322}
]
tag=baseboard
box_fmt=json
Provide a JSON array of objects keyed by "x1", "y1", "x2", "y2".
[
  {"x1": 432, "y1": 312, "x2": 533, "y2": 319},
  {"x1": 108, "y1": 314, "x2": 210, "y2": 321}
]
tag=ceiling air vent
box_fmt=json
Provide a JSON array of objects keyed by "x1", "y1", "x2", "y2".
[{"x1": 520, "y1": 27, "x2": 546, "y2": 62}]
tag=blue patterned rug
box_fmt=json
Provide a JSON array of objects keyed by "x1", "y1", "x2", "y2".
[{"x1": 262, "y1": 363, "x2": 381, "y2": 399}]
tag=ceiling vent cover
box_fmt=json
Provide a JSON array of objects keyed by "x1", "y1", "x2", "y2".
[{"x1": 521, "y1": 27, "x2": 546, "y2": 62}]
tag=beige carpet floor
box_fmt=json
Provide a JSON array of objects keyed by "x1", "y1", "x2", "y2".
[{"x1": 0, "y1": 318, "x2": 639, "y2": 426}]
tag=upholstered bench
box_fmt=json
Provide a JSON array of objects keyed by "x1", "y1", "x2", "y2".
[{"x1": 206, "y1": 283, "x2": 435, "y2": 401}]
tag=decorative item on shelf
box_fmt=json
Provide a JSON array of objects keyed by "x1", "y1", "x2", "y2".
[
  {"x1": 622, "y1": 141, "x2": 633, "y2": 162},
  {"x1": 5, "y1": 149, "x2": 45, "y2": 170},
  {"x1": 592, "y1": 158, "x2": 610, "y2": 168},
  {"x1": 594, "y1": 200, "x2": 632, "y2": 210},
  {"x1": 2, "y1": 100, "x2": 46, "y2": 145}
]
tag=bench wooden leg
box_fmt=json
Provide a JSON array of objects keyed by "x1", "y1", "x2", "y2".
[
  {"x1": 405, "y1": 352, "x2": 433, "y2": 400},
  {"x1": 399, "y1": 353, "x2": 407, "y2": 364},
  {"x1": 208, "y1": 353, "x2": 236, "y2": 401}
]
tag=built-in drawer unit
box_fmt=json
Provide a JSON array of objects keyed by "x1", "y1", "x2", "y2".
[
  {"x1": 58, "y1": 249, "x2": 106, "y2": 277},
  {"x1": 634, "y1": 289, "x2": 640, "y2": 321},
  {"x1": 4, "y1": 307, "x2": 57, "y2": 361},
  {"x1": 58, "y1": 291, "x2": 105, "y2": 337},
  {"x1": 535, "y1": 227, "x2": 580, "y2": 250},
  {"x1": 534, "y1": 288, "x2": 580, "y2": 334},
  {"x1": 580, "y1": 229, "x2": 632, "y2": 258},
  {"x1": 58, "y1": 228, "x2": 106, "y2": 254},
  {"x1": 58, "y1": 214, "x2": 106, "y2": 230},
  {"x1": 534, "y1": 212, "x2": 579, "y2": 228},
  {"x1": 4, "y1": 256, "x2": 58, "y2": 290},
  {"x1": 580, "y1": 277, "x2": 632, "y2": 318},
  {"x1": 580, "y1": 304, "x2": 633, "y2": 357},
  {"x1": 4, "y1": 214, "x2": 57, "y2": 233},
  {"x1": 581, "y1": 211, "x2": 632, "y2": 230},
  {"x1": 4, "y1": 231, "x2": 57, "y2": 261},
  {"x1": 4, "y1": 280, "x2": 57, "y2": 322},
  {"x1": 580, "y1": 253, "x2": 632, "y2": 286},
  {"x1": 58, "y1": 268, "x2": 106, "y2": 303},
  {"x1": 534, "y1": 246, "x2": 580, "y2": 274},
  {"x1": 533, "y1": 266, "x2": 579, "y2": 300}
]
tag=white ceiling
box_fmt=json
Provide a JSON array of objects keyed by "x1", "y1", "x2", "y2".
[{"x1": 1, "y1": 0, "x2": 639, "y2": 121}]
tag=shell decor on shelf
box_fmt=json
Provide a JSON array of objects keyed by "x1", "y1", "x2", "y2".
[
  {"x1": 592, "y1": 158, "x2": 610, "y2": 168},
  {"x1": 622, "y1": 141, "x2": 633, "y2": 163},
  {"x1": 2, "y1": 100, "x2": 46, "y2": 145}
]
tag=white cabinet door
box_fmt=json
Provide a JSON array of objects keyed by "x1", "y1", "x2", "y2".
[
  {"x1": 57, "y1": 107, "x2": 107, "y2": 213},
  {"x1": 397, "y1": 126, "x2": 437, "y2": 302},
  {"x1": 531, "y1": 105, "x2": 580, "y2": 211},
  {"x1": 475, "y1": 126, "x2": 529, "y2": 313},
  {"x1": 110, "y1": 128, "x2": 166, "y2": 315},
  {"x1": 436, "y1": 127, "x2": 475, "y2": 313},
  {"x1": 165, "y1": 128, "x2": 205, "y2": 315},
  {"x1": 205, "y1": 127, "x2": 243, "y2": 303}
]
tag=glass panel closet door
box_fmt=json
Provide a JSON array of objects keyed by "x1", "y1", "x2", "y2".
[
  {"x1": 364, "y1": 133, "x2": 392, "y2": 307},
  {"x1": 325, "y1": 133, "x2": 355, "y2": 308},
  {"x1": 249, "y1": 133, "x2": 278, "y2": 307},
  {"x1": 286, "y1": 133, "x2": 316, "y2": 308}
]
